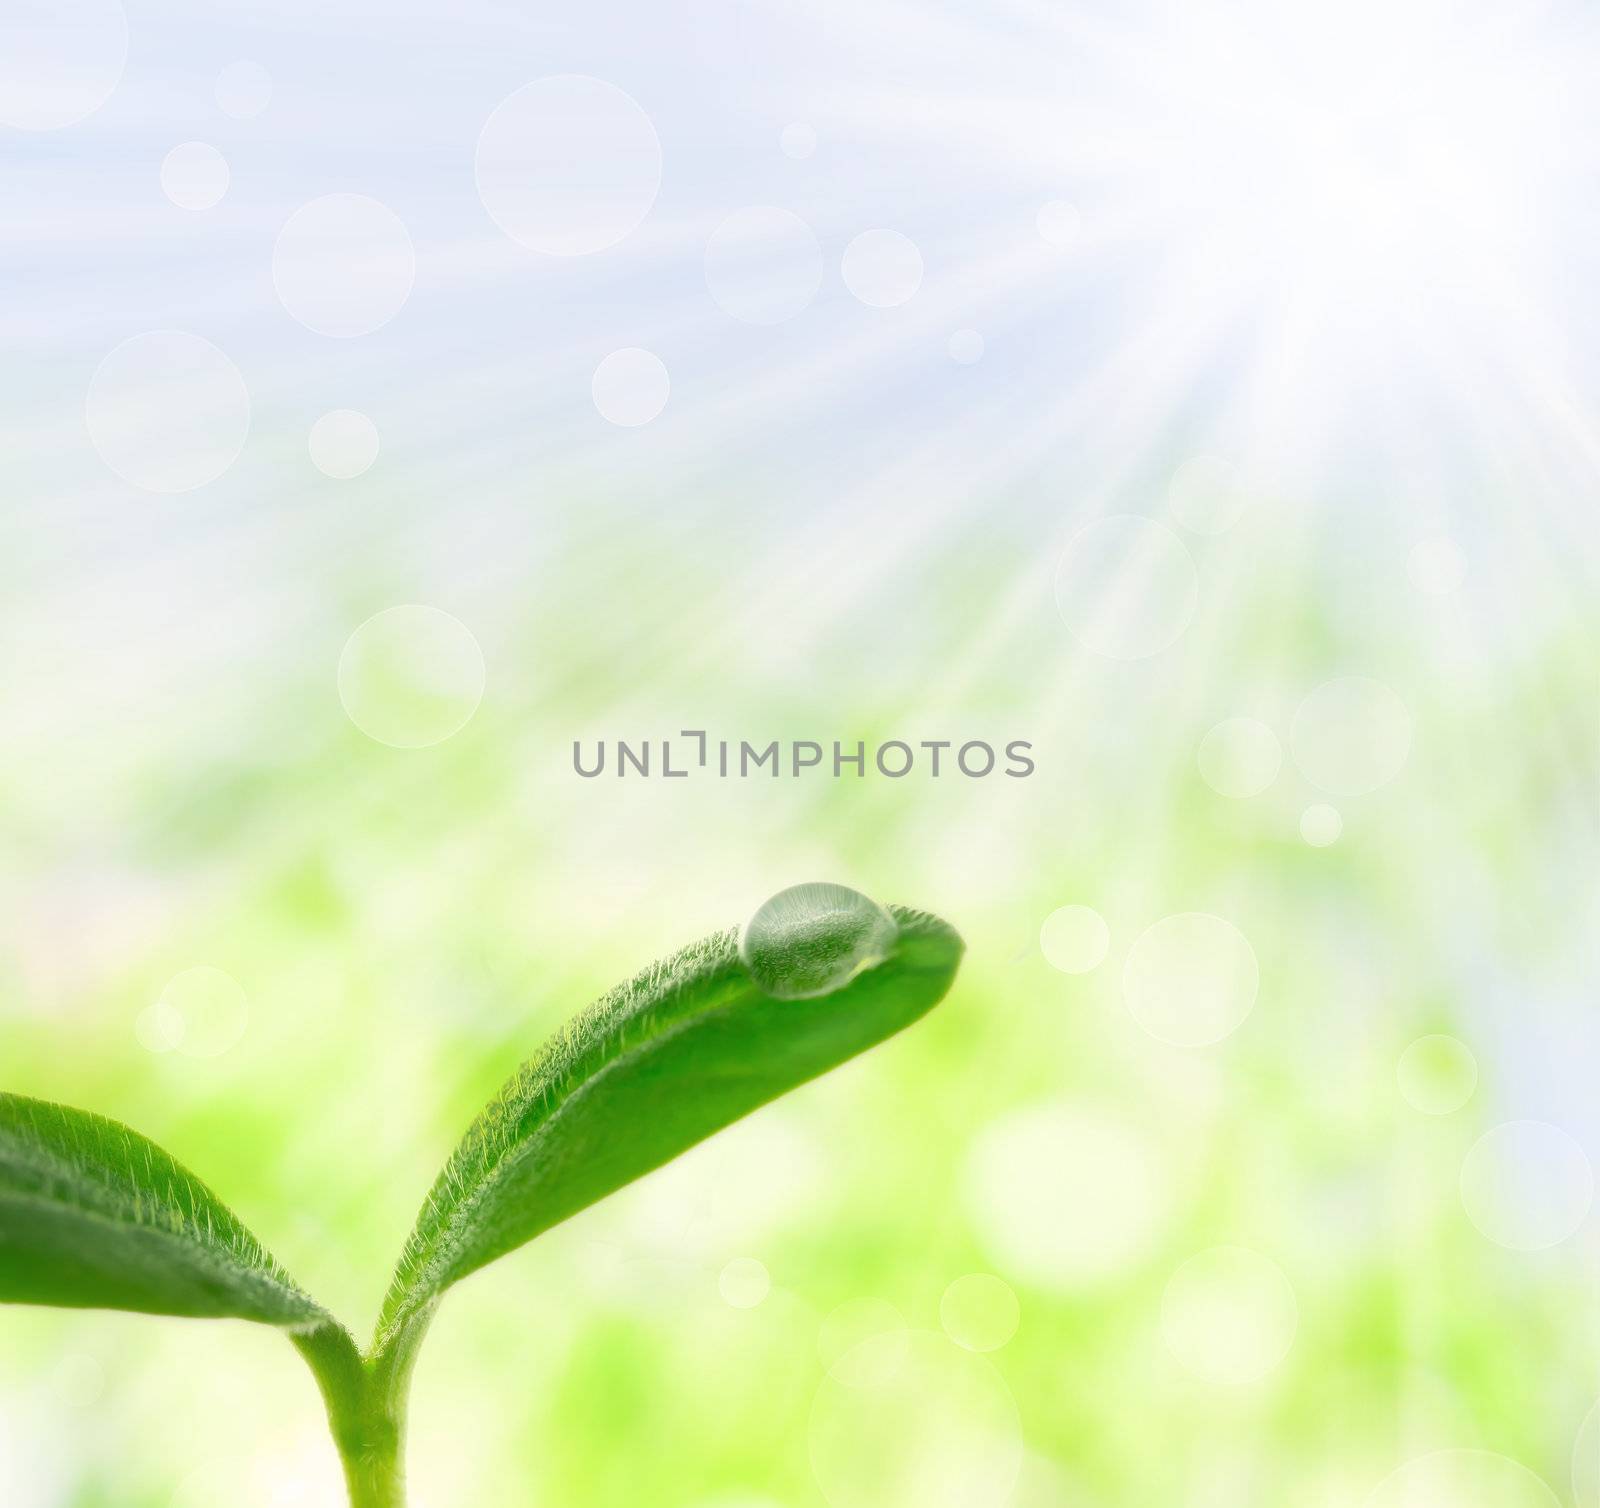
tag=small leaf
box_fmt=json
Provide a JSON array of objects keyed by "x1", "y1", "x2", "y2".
[
  {"x1": 376, "y1": 893, "x2": 961, "y2": 1354},
  {"x1": 0, "y1": 1093, "x2": 328, "y2": 1329}
]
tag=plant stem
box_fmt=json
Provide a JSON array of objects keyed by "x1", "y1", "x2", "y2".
[{"x1": 294, "y1": 1322, "x2": 419, "y2": 1508}]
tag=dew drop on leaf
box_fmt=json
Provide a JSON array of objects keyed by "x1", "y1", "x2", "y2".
[{"x1": 740, "y1": 883, "x2": 898, "y2": 1000}]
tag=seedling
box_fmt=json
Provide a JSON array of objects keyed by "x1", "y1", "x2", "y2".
[{"x1": 0, "y1": 883, "x2": 962, "y2": 1506}]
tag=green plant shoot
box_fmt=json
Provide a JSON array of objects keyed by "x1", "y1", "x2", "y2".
[{"x1": 0, "y1": 885, "x2": 963, "y2": 1507}]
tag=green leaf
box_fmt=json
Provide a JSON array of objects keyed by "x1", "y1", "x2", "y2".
[
  {"x1": 375, "y1": 893, "x2": 961, "y2": 1355},
  {"x1": 0, "y1": 1092, "x2": 328, "y2": 1329}
]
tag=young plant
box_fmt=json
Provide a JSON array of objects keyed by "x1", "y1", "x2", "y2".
[{"x1": 0, "y1": 883, "x2": 962, "y2": 1507}]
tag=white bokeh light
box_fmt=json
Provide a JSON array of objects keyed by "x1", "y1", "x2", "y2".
[
  {"x1": 1161, "y1": 1246, "x2": 1297, "y2": 1385},
  {"x1": 1460, "y1": 1120, "x2": 1594, "y2": 1251},
  {"x1": 810, "y1": 1331, "x2": 1021, "y2": 1508},
  {"x1": 842, "y1": 230, "x2": 924, "y2": 308},
  {"x1": 134, "y1": 998, "x2": 183, "y2": 1054},
  {"x1": 592, "y1": 347, "x2": 670, "y2": 427},
  {"x1": 1167, "y1": 454, "x2": 1248, "y2": 535},
  {"x1": 1054, "y1": 515, "x2": 1198, "y2": 660},
  {"x1": 939, "y1": 1274, "x2": 1019, "y2": 1353},
  {"x1": 309, "y1": 409, "x2": 380, "y2": 479},
  {"x1": 154, "y1": 966, "x2": 249, "y2": 1060},
  {"x1": 0, "y1": 0, "x2": 127, "y2": 131},
  {"x1": 1122, "y1": 912, "x2": 1259, "y2": 1047},
  {"x1": 1575, "y1": 1396, "x2": 1600, "y2": 1508},
  {"x1": 273, "y1": 194, "x2": 415, "y2": 338},
  {"x1": 215, "y1": 60, "x2": 272, "y2": 119},
  {"x1": 476, "y1": 75, "x2": 661, "y2": 255},
  {"x1": 1197, "y1": 717, "x2": 1281, "y2": 799},
  {"x1": 1299, "y1": 803, "x2": 1343, "y2": 847},
  {"x1": 160, "y1": 142, "x2": 229, "y2": 211},
  {"x1": 718, "y1": 1257, "x2": 771, "y2": 1309},
  {"x1": 962, "y1": 1102, "x2": 1174, "y2": 1289},
  {"x1": 948, "y1": 329, "x2": 984, "y2": 365},
  {"x1": 1036, "y1": 200, "x2": 1082, "y2": 249},
  {"x1": 1289, "y1": 676, "x2": 1412, "y2": 796},
  {"x1": 818, "y1": 1298, "x2": 907, "y2": 1382},
  {"x1": 1396, "y1": 1034, "x2": 1477, "y2": 1116},
  {"x1": 338, "y1": 605, "x2": 486, "y2": 749},
  {"x1": 1120, "y1": 0, "x2": 1582, "y2": 424},
  {"x1": 705, "y1": 207, "x2": 824, "y2": 325},
  {"x1": 1038, "y1": 904, "x2": 1109, "y2": 975},
  {"x1": 1367, "y1": 1449, "x2": 1561, "y2": 1508},
  {"x1": 86, "y1": 331, "x2": 250, "y2": 493}
]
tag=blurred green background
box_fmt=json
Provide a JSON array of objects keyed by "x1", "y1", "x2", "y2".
[{"x1": 4, "y1": 502, "x2": 1597, "y2": 1506}]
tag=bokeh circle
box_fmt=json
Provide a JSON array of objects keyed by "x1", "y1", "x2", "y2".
[
  {"x1": 1122, "y1": 912, "x2": 1259, "y2": 1047},
  {"x1": 1160, "y1": 1246, "x2": 1297, "y2": 1384},
  {"x1": 477, "y1": 75, "x2": 661, "y2": 255},
  {"x1": 86, "y1": 332, "x2": 250, "y2": 493},
  {"x1": 592, "y1": 348, "x2": 671, "y2": 427},
  {"x1": 1460, "y1": 1120, "x2": 1593, "y2": 1251},
  {"x1": 841, "y1": 229, "x2": 924, "y2": 308},
  {"x1": 338, "y1": 606, "x2": 486, "y2": 749},
  {"x1": 0, "y1": 0, "x2": 127, "y2": 131},
  {"x1": 1289, "y1": 676, "x2": 1412, "y2": 796},
  {"x1": 705, "y1": 207, "x2": 823, "y2": 325},
  {"x1": 1367, "y1": 1449, "x2": 1560, "y2": 1508},
  {"x1": 273, "y1": 194, "x2": 415, "y2": 338}
]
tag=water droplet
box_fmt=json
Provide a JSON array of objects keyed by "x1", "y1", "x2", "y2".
[{"x1": 740, "y1": 883, "x2": 897, "y2": 1000}]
